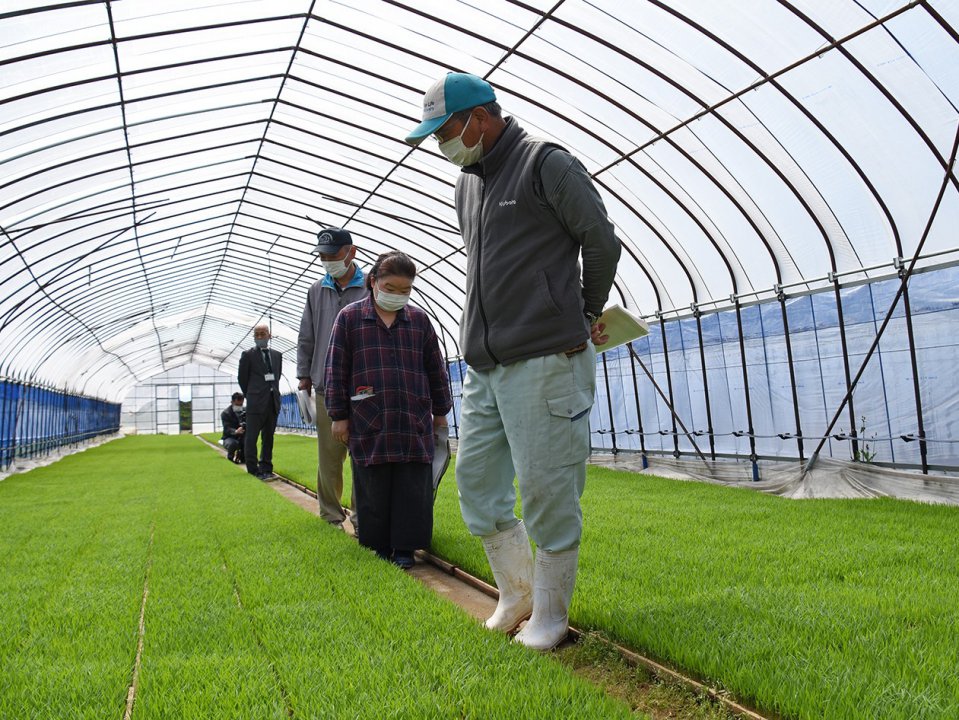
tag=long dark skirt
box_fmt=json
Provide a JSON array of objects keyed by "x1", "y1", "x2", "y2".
[{"x1": 352, "y1": 461, "x2": 432, "y2": 557}]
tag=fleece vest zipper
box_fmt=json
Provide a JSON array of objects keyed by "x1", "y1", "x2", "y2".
[{"x1": 476, "y1": 174, "x2": 499, "y2": 365}]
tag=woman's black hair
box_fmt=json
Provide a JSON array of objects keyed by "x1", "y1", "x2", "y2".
[{"x1": 366, "y1": 250, "x2": 416, "y2": 293}]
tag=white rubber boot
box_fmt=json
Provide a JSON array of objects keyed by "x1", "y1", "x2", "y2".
[
  {"x1": 514, "y1": 547, "x2": 578, "y2": 651},
  {"x1": 480, "y1": 521, "x2": 533, "y2": 632}
]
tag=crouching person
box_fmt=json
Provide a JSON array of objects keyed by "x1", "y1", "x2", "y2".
[
  {"x1": 324, "y1": 251, "x2": 451, "y2": 569},
  {"x1": 221, "y1": 392, "x2": 246, "y2": 463}
]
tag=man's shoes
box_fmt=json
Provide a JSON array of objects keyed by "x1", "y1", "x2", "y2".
[
  {"x1": 393, "y1": 551, "x2": 415, "y2": 570},
  {"x1": 256, "y1": 471, "x2": 274, "y2": 481}
]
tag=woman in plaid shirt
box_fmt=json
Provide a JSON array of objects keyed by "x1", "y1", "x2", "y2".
[{"x1": 324, "y1": 251, "x2": 452, "y2": 569}]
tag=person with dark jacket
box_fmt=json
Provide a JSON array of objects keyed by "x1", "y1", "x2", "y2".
[
  {"x1": 238, "y1": 324, "x2": 283, "y2": 480},
  {"x1": 220, "y1": 392, "x2": 246, "y2": 463},
  {"x1": 324, "y1": 251, "x2": 452, "y2": 570},
  {"x1": 406, "y1": 73, "x2": 621, "y2": 650}
]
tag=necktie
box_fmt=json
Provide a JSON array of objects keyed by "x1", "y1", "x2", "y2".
[{"x1": 262, "y1": 349, "x2": 273, "y2": 373}]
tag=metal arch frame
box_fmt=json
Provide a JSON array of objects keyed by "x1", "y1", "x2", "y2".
[
  {"x1": 510, "y1": 1, "x2": 946, "y2": 470},
  {"x1": 634, "y1": 2, "x2": 921, "y2": 461},
  {"x1": 192, "y1": 1, "x2": 318, "y2": 349},
  {"x1": 0, "y1": 5, "x2": 764, "y2": 374},
  {"x1": 0, "y1": 3, "x2": 952, "y2": 458},
  {"x1": 371, "y1": 1, "x2": 911, "y2": 474}
]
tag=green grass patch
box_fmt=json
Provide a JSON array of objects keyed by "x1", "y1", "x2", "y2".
[
  {"x1": 252, "y1": 432, "x2": 959, "y2": 720},
  {"x1": 0, "y1": 436, "x2": 632, "y2": 719}
]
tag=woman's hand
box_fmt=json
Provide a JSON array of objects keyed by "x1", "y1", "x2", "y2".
[{"x1": 331, "y1": 419, "x2": 350, "y2": 445}]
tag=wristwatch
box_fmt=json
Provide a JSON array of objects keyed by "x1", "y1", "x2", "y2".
[{"x1": 584, "y1": 310, "x2": 600, "y2": 326}]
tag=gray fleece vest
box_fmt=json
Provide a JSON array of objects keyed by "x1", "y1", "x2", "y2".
[{"x1": 454, "y1": 119, "x2": 589, "y2": 369}]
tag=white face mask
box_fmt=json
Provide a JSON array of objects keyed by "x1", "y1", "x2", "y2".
[
  {"x1": 322, "y1": 259, "x2": 349, "y2": 279},
  {"x1": 254, "y1": 337, "x2": 269, "y2": 349},
  {"x1": 438, "y1": 114, "x2": 484, "y2": 167},
  {"x1": 375, "y1": 289, "x2": 410, "y2": 312},
  {"x1": 233, "y1": 404, "x2": 244, "y2": 412}
]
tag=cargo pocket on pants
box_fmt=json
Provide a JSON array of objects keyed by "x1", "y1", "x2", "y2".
[{"x1": 545, "y1": 388, "x2": 594, "y2": 468}]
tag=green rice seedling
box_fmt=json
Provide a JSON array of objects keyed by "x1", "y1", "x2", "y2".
[
  {"x1": 572, "y1": 470, "x2": 959, "y2": 720},
  {"x1": 201, "y1": 434, "x2": 959, "y2": 719},
  {"x1": 2, "y1": 436, "x2": 634, "y2": 720},
  {"x1": 199, "y1": 431, "x2": 353, "y2": 497},
  {"x1": 0, "y1": 446, "x2": 156, "y2": 718}
]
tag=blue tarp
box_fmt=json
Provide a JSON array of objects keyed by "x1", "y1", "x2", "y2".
[{"x1": 0, "y1": 381, "x2": 120, "y2": 470}]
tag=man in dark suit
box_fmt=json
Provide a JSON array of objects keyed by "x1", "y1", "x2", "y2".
[
  {"x1": 220, "y1": 392, "x2": 246, "y2": 463},
  {"x1": 238, "y1": 324, "x2": 283, "y2": 479}
]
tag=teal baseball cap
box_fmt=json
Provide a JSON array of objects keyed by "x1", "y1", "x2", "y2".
[{"x1": 405, "y1": 72, "x2": 497, "y2": 145}]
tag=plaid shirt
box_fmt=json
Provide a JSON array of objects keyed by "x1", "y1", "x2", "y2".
[{"x1": 324, "y1": 295, "x2": 452, "y2": 467}]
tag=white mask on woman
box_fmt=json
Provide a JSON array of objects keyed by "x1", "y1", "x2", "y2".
[{"x1": 375, "y1": 289, "x2": 410, "y2": 312}]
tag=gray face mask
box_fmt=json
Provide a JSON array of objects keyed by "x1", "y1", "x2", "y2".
[{"x1": 254, "y1": 338, "x2": 269, "y2": 349}]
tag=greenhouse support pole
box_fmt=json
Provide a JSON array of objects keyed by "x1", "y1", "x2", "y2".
[
  {"x1": 627, "y1": 344, "x2": 708, "y2": 465},
  {"x1": 627, "y1": 342, "x2": 649, "y2": 468},
  {"x1": 693, "y1": 308, "x2": 716, "y2": 460},
  {"x1": 777, "y1": 290, "x2": 805, "y2": 462},
  {"x1": 0, "y1": 381, "x2": 9, "y2": 470},
  {"x1": 899, "y1": 282, "x2": 929, "y2": 473},
  {"x1": 657, "y1": 316, "x2": 681, "y2": 458},
  {"x1": 733, "y1": 299, "x2": 759, "y2": 481},
  {"x1": 832, "y1": 277, "x2": 860, "y2": 460},
  {"x1": 600, "y1": 352, "x2": 618, "y2": 454},
  {"x1": 28, "y1": 384, "x2": 35, "y2": 460},
  {"x1": 804, "y1": 121, "x2": 959, "y2": 476}
]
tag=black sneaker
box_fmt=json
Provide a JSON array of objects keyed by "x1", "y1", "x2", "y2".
[{"x1": 393, "y1": 551, "x2": 415, "y2": 570}]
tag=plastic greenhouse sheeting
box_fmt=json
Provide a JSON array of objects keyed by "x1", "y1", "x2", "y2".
[
  {"x1": 588, "y1": 263, "x2": 959, "y2": 473},
  {"x1": 3, "y1": 1, "x2": 959, "y2": 488}
]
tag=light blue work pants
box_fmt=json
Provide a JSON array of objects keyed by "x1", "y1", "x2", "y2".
[{"x1": 455, "y1": 345, "x2": 596, "y2": 552}]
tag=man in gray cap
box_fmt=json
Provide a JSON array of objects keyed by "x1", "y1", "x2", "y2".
[
  {"x1": 406, "y1": 72, "x2": 621, "y2": 651},
  {"x1": 297, "y1": 227, "x2": 366, "y2": 530}
]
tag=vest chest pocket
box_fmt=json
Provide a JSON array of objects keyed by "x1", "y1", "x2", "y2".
[{"x1": 545, "y1": 388, "x2": 593, "y2": 468}]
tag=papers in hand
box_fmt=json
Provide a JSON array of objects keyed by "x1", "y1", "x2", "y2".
[
  {"x1": 296, "y1": 389, "x2": 316, "y2": 426},
  {"x1": 595, "y1": 304, "x2": 649, "y2": 353},
  {"x1": 432, "y1": 424, "x2": 451, "y2": 501}
]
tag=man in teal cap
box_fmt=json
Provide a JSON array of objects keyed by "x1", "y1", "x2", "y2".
[{"x1": 407, "y1": 72, "x2": 621, "y2": 650}]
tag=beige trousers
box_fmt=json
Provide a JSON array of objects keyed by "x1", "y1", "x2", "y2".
[{"x1": 314, "y1": 391, "x2": 355, "y2": 526}]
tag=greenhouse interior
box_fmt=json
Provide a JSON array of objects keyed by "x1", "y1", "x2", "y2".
[{"x1": 2, "y1": 1, "x2": 958, "y2": 719}]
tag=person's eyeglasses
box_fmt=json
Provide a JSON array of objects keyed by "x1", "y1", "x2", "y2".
[{"x1": 433, "y1": 116, "x2": 465, "y2": 144}]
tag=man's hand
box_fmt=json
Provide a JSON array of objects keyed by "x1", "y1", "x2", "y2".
[
  {"x1": 331, "y1": 419, "x2": 349, "y2": 445},
  {"x1": 236, "y1": 426, "x2": 245, "y2": 435},
  {"x1": 433, "y1": 415, "x2": 448, "y2": 429},
  {"x1": 297, "y1": 377, "x2": 312, "y2": 395},
  {"x1": 590, "y1": 321, "x2": 609, "y2": 346}
]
